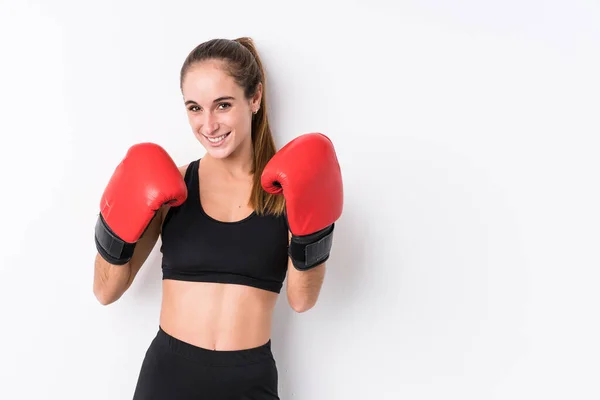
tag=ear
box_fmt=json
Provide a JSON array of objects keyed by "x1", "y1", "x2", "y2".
[{"x1": 251, "y1": 82, "x2": 263, "y2": 110}]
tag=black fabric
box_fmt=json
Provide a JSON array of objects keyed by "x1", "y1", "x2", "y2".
[
  {"x1": 133, "y1": 327, "x2": 280, "y2": 399},
  {"x1": 94, "y1": 213, "x2": 136, "y2": 265},
  {"x1": 160, "y1": 159, "x2": 289, "y2": 293},
  {"x1": 289, "y1": 224, "x2": 335, "y2": 270}
]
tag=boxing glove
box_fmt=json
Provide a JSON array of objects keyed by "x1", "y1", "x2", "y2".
[
  {"x1": 95, "y1": 143, "x2": 187, "y2": 265},
  {"x1": 261, "y1": 133, "x2": 343, "y2": 270}
]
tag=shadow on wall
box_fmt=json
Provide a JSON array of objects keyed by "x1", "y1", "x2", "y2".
[{"x1": 271, "y1": 201, "x2": 368, "y2": 397}]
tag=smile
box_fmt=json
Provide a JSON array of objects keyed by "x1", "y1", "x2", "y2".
[{"x1": 205, "y1": 132, "x2": 231, "y2": 144}]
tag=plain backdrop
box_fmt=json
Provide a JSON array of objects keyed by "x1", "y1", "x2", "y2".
[{"x1": 0, "y1": 0, "x2": 599, "y2": 399}]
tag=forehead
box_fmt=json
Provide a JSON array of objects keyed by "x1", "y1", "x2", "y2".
[{"x1": 182, "y1": 60, "x2": 242, "y2": 102}]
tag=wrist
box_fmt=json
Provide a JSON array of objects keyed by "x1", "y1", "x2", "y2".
[
  {"x1": 289, "y1": 224, "x2": 335, "y2": 271},
  {"x1": 94, "y1": 214, "x2": 136, "y2": 265}
]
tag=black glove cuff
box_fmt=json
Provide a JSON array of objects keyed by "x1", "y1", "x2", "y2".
[
  {"x1": 94, "y1": 214, "x2": 136, "y2": 266},
  {"x1": 289, "y1": 224, "x2": 335, "y2": 271}
]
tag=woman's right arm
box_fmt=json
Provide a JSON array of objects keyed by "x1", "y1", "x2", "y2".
[
  {"x1": 91, "y1": 145, "x2": 188, "y2": 306},
  {"x1": 93, "y1": 206, "x2": 165, "y2": 305},
  {"x1": 94, "y1": 207, "x2": 166, "y2": 305}
]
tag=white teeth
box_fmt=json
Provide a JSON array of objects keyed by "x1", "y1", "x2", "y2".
[{"x1": 207, "y1": 133, "x2": 228, "y2": 143}]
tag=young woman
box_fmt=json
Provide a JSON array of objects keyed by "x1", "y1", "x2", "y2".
[{"x1": 93, "y1": 37, "x2": 343, "y2": 399}]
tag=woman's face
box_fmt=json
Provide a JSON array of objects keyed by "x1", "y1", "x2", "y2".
[{"x1": 181, "y1": 60, "x2": 261, "y2": 160}]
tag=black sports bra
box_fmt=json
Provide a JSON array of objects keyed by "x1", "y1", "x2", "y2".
[{"x1": 159, "y1": 159, "x2": 289, "y2": 293}]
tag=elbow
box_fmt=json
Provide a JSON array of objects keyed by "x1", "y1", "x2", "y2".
[
  {"x1": 94, "y1": 290, "x2": 114, "y2": 306},
  {"x1": 292, "y1": 304, "x2": 313, "y2": 313},
  {"x1": 289, "y1": 296, "x2": 317, "y2": 313},
  {"x1": 93, "y1": 285, "x2": 119, "y2": 306}
]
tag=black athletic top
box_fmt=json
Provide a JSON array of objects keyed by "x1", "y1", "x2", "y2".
[{"x1": 160, "y1": 159, "x2": 289, "y2": 293}]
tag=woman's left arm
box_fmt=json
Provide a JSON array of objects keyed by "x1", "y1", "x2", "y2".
[
  {"x1": 286, "y1": 231, "x2": 327, "y2": 313},
  {"x1": 261, "y1": 133, "x2": 343, "y2": 312}
]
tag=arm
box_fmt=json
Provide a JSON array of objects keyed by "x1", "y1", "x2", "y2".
[
  {"x1": 261, "y1": 133, "x2": 343, "y2": 313},
  {"x1": 91, "y1": 143, "x2": 188, "y2": 306},
  {"x1": 286, "y1": 230, "x2": 326, "y2": 313},
  {"x1": 93, "y1": 207, "x2": 164, "y2": 305}
]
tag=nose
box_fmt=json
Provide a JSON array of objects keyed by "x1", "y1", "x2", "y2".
[{"x1": 200, "y1": 112, "x2": 219, "y2": 136}]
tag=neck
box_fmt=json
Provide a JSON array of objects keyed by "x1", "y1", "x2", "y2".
[{"x1": 207, "y1": 139, "x2": 254, "y2": 179}]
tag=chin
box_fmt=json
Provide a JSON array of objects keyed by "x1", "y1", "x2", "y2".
[
  {"x1": 200, "y1": 132, "x2": 236, "y2": 159},
  {"x1": 206, "y1": 147, "x2": 235, "y2": 159}
]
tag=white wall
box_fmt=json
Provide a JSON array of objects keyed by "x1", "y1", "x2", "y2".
[{"x1": 1, "y1": 0, "x2": 599, "y2": 399}]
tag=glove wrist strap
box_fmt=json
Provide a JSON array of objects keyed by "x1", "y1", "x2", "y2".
[
  {"x1": 94, "y1": 214, "x2": 136, "y2": 265},
  {"x1": 289, "y1": 224, "x2": 335, "y2": 271}
]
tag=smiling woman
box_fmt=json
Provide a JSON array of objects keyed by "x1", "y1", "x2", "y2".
[
  {"x1": 92, "y1": 36, "x2": 343, "y2": 400},
  {"x1": 179, "y1": 38, "x2": 285, "y2": 216}
]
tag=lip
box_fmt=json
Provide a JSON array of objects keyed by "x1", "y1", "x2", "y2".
[{"x1": 203, "y1": 131, "x2": 231, "y2": 146}]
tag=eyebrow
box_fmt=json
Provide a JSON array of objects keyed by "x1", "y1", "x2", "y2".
[{"x1": 184, "y1": 96, "x2": 235, "y2": 106}]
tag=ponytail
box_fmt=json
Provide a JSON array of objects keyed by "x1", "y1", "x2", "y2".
[{"x1": 234, "y1": 37, "x2": 285, "y2": 216}]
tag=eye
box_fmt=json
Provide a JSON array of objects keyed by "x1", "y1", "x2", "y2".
[
  {"x1": 217, "y1": 102, "x2": 232, "y2": 110},
  {"x1": 188, "y1": 105, "x2": 200, "y2": 112}
]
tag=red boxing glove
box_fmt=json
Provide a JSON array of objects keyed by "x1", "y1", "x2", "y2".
[
  {"x1": 95, "y1": 143, "x2": 187, "y2": 265},
  {"x1": 261, "y1": 133, "x2": 343, "y2": 270}
]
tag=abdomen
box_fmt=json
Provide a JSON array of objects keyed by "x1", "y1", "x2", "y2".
[{"x1": 159, "y1": 280, "x2": 278, "y2": 350}]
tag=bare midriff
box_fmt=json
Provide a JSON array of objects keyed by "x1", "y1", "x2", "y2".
[{"x1": 159, "y1": 279, "x2": 279, "y2": 351}]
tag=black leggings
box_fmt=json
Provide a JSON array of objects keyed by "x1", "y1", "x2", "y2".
[{"x1": 132, "y1": 327, "x2": 279, "y2": 399}]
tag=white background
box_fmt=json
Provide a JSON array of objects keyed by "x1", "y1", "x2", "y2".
[{"x1": 0, "y1": 0, "x2": 599, "y2": 399}]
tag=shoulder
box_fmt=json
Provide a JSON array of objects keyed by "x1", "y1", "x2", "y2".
[
  {"x1": 158, "y1": 162, "x2": 192, "y2": 227},
  {"x1": 176, "y1": 158, "x2": 202, "y2": 178},
  {"x1": 177, "y1": 163, "x2": 190, "y2": 178}
]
